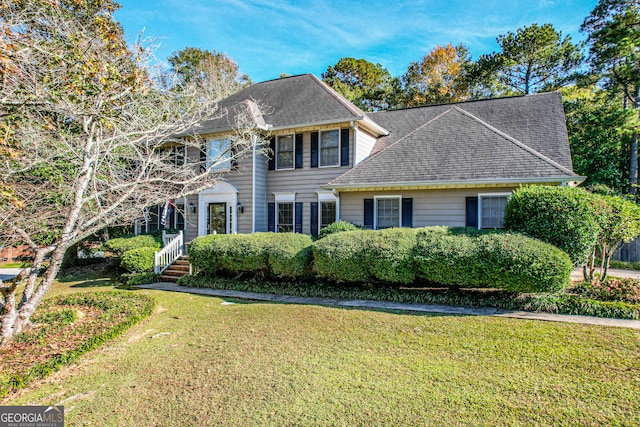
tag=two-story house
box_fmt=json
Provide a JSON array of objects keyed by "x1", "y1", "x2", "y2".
[{"x1": 142, "y1": 73, "x2": 584, "y2": 242}]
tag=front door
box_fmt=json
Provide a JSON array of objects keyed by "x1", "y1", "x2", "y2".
[{"x1": 208, "y1": 202, "x2": 227, "y2": 234}]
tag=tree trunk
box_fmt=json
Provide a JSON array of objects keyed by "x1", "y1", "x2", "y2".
[{"x1": 630, "y1": 85, "x2": 640, "y2": 198}]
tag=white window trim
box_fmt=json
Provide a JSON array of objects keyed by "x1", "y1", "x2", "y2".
[
  {"x1": 477, "y1": 192, "x2": 511, "y2": 230},
  {"x1": 316, "y1": 191, "x2": 338, "y2": 230},
  {"x1": 318, "y1": 129, "x2": 341, "y2": 168},
  {"x1": 274, "y1": 192, "x2": 296, "y2": 232},
  {"x1": 374, "y1": 195, "x2": 402, "y2": 230},
  {"x1": 276, "y1": 134, "x2": 295, "y2": 170},
  {"x1": 197, "y1": 183, "x2": 239, "y2": 236}
]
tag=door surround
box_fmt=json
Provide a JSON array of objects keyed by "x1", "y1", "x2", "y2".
[{"x1": 198, "y1": 182, "x2": 238, "y2": 236}]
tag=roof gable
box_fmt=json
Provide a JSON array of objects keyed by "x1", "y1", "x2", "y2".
[
  {"x1": 199, "y1": 74, "x2": 367, "y2": 133},
  {"x1": 329, "y1": 105, "x2": 579, "y2": 187}
]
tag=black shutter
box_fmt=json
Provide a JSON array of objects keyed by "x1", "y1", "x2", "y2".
[
  {"x1": 268, "y1": 137, "x2": 276, "y2": 171},
  {"x1": 295, "y1": 134, "x2": 303, "y2": 169},
  {"x1": 364, "y1": 199, "x2": 374, "y2": 230},
  {"x1": 466, "y1": 197, "x2": 478, "y2": 228},
  {"x1": 340, "y1": 128, "x2": 350, "y2": 166},
  {"x1": 230, "y1": 144, "x2": 238, "y2": 170},
  {"x1": 295, "y1": 202, "x2": 303, "y2": 233},
  {"x1": 402, "y1": 198, "x2": 413, "y2": 228},
  {"x1": 199, "y1": 142, "x2": 207, "y2": 173},
  {"x1": 310, "y1": 202, "x2": 318, "y2": 238},
  {"x1": 268, "y1": 203, "x2": 276, "y2": 232},
  {"x1": 310, "y1": 132, "x2": 319, "y2": 168}
]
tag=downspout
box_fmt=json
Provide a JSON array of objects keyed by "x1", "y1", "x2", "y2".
[{"x1": 252, "y1": 134, "x2": 257, "y2": 233}]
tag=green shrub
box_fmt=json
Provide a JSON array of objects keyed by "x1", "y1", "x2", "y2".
[
  {"x1": 122, "y1": 272, "x2": 159, "y2": 286},
  {"x1": 189, "y1": 233, "x2": 313, "y2": 280},
  {"x1": 120, "y1": 247, "x2": 157, "y2": 273},
  {"x1": 413, "y1": 229, "x2": 572, "y2": 292},
  {"x1": 267, "y1": 233, "x2": 313, "y2": 280},
  {"x1": 104, "y1": 235, "x2": 161, "y2": 256},
  {"x1": 317, "y1": 221, "x2": 363, "y2": 240},
  {"x1": 503, "y1": 186, "x2": 600, "y2": 265},
  {"x1": 313, "y1": 230, "x2": 376, "y2": 283},
  {"x1": 187, "y1": 234, "x2": 223, "y2": 275},
  {"x1": 572, "y1": 277, "x2": 640, "y2": 304},
  {"x1": 313, "y1": 228, "x2": 417, "y2": 284}
]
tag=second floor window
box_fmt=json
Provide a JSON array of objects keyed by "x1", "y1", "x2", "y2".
[
  {"x1": 208, "y1": 138, "x2": 231, "y2": 171},
  {"x1": 276, "y1": 134, "x2": 294, "y2": 169},
  {"x1": 320, "y1": 130, "x2": 339, "y2": 167}
]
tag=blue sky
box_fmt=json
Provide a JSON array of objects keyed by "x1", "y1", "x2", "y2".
[{"x1": 115, "y1": 0, "x2": 598, "y2": 83}]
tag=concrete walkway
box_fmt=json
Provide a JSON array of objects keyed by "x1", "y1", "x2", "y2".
[
  {"x1": 571, "y1": 267, "x2": 640, "y2": 281},
  {"x1": 0, "y1": 268, "x2": 24, "y2": 282},
  {"x1": 136, "y1": 282, "x2": 640, "y2": 330}
]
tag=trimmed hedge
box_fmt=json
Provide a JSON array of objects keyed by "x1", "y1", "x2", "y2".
[
  {"x1": 503, "y1": 186, "x2": 600, "y2": 265},
  {"x1": 317, "y1": 221, "x2": 362, "y2": 240},
  {"x1": 313, "y1": 228, "x2": 417, "y2": 284},
  {"x1": 190, "y1": 226, "x2": 572, "y2": 292},
  {"x1": 104, "y1": 235, "x2": 161, "y2": 256},
  {"x1": 120, "y1": 247, "x2": 157, "y2": 273},
  {"x1": 188, "y1": 232, "x2": 312, "y2": 280}
]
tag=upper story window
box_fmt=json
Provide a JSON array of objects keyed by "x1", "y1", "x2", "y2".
[
  {"x1": 320, "y1": 130, "x2": 339, "y2": 167},
  {"x1": 276, "y1": 134, "x2": 294, "y2": 170},
  {"x1": 169, "y1": 145, "x2": 186, "y2": 166},
  {"x1": 208, "y1": 138, "x2": 231, "y2": 171}
]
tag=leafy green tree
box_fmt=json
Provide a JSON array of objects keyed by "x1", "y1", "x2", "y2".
[
  {"x1": 321, "y1": 57, "x2": 394, "y2": 111},
  {"x1": 401, "y1": 44, "x2": 473, "y2": 106},
  {"x1": 582, "y1": 0, "x2": 640, "y2": 196},
  {"x1": 168, "y1": 47, "x2": 251, "y2": 98},
  {"x1": 563, "y1": 86, "x2": 632, "y2": 192},
  {"x1": 477, "y1": 23, "x2": 584, "y2": 95},
  {"x1": 0, "y1": 0, "x2": 264, "y2": 345}
]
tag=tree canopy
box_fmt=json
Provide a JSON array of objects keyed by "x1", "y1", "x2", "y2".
[
  {"x1": 477, "y1": 23, "x2": 584, "y2": 95},
  {"x1": 321, "y1": 57, "x2": 394, "y2": 111},
  {"x1": 0, "y1": 0, "x2": 264, "y2": 345}
]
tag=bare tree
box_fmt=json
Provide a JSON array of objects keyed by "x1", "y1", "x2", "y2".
[{"x1": 0, "y1": 0, "x2": 265, "y2": 345}]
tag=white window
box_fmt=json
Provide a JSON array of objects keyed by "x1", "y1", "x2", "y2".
[
  {"x1": 274, "y1": 192, "x2": 296, "y2": 233},
  {"x1": 319, "y1": 129, "x2": 340, "y2": 167},
  {"x1": 276, "y1": 134, "x2": 294, "y2": 170},
  {"x1": 479, "y1": 193, "x2": 509, "y2": 229},
  {"x1": 320, "y1": 202, "x2": 337, "y2": 229},
  {"x1": 278, "y1": 203, "x2": 294, "y2": 232},
  {"x1": 375, "y1": 196, "x2": 401, "y2": 230},
  {"x1": 208, "y1": 138, "x2": 231, "y2": 171}
]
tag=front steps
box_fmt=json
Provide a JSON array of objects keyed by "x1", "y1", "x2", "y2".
[{"x1": 160, "y1": 256, "x2": 190, "y2": 283}]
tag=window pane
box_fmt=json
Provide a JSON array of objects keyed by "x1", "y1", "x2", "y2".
[
  {"x1": 176, "y1": 203, "x2": 185, "y2": 230},
  {"x1": 481, "y1": 196, "x2": 507, "y2": 228},
  {"x1": 278, "y1": 202, "x2": 293, "y2": 232},
  {"x1": 209, "y1": 138, "x2": 231, "y2": 171},
  {"x1": 320, "y1": 202, "x2": 336, "y2": 229},
  {"x1": 376, "y1": 198, "x2": 400, "y2": 229},
  {"x1": 277, "y1": 135, "x2": 294, "y2": 169},
  {"x1": 320, "y1": 130, "x2": 339, "y2": 166}
]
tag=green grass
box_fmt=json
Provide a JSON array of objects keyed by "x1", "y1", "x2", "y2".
[
  {"x1": 0, "y1": 262, "x2": 28, "y2": 268},
  {"x1": 3, "y1": 277, "x2": 639, "y2": 426}
]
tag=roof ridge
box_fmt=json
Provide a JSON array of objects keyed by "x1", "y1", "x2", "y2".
[
  {"x1": 308, "y1": 74, "x2": 365, "y2": 119},
  {"x1": 451, "y1": 106, "x2": 577, "y2": 176},
  {"x1": 328, "y1": 108, "x2": 455, "y2": 184}
]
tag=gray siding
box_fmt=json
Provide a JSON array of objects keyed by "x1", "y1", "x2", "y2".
[
  {"x1": 254, "y1": 152, "x2": 268, "y2": 232},
  {"x1": 227, "y1": 152, "x2": 254, "y2": 234},
  {"x1": 339, "y1": 187, "x2": 517, "y2": 228},
  {"x1": 355, "y1": 126, "x2": 377, "y2": 165},
  {"x1": 266, "y1": 127, "x2": 353, "y2": 234}
]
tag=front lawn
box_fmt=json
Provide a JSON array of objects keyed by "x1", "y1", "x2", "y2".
[{"x1": 3, "y1": 278, "x2": 639, "y2": 426}]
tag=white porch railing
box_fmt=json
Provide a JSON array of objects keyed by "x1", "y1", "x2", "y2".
[{"x1": 154, "y1": 230, "x2": 184, "y2": 274}]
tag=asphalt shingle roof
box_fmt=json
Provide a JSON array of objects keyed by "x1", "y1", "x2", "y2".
[
  {"x1": 330, "y1": 94, "x2": 579, "y2": 187},
  {"x1": 199, "y1": 74, "x2": 366, "y2": 133}
]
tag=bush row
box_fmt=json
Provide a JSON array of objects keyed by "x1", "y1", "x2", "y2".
[
  {"x1": 189, "y1": 232, "x2": 313, "y2": 280},
  {"x1": 103, "y1": 234, "x2": 162, "y2": 274},
  {"x1": 189, "y1": 227, "x2": 573, "y2": 292}
]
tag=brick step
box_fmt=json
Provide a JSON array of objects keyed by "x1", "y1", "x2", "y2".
[
  {"x1": 162, "y1": 269, "x2": 188, "y2": 277},
  {"x1": 160, "y1": 275, "x2": 180, "y2": 283},
  {"x1": 167, "y1": 264, "x2": 190, "y2": 272},
  {"x1": 173, "y1": 261, "x2": 190, "y2": 267}
]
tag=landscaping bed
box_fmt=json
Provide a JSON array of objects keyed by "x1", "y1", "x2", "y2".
[
  {"x1": 0, "y1": 291, "x2": 155, "y2": 397},
  {"x1": 179, "y1": 275, "x2": 640, "y2": 320}
]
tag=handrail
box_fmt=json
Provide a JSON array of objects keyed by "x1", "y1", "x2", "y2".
[{"x1": 154, "y1": 230, "x2": 184, "y2": 274}]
